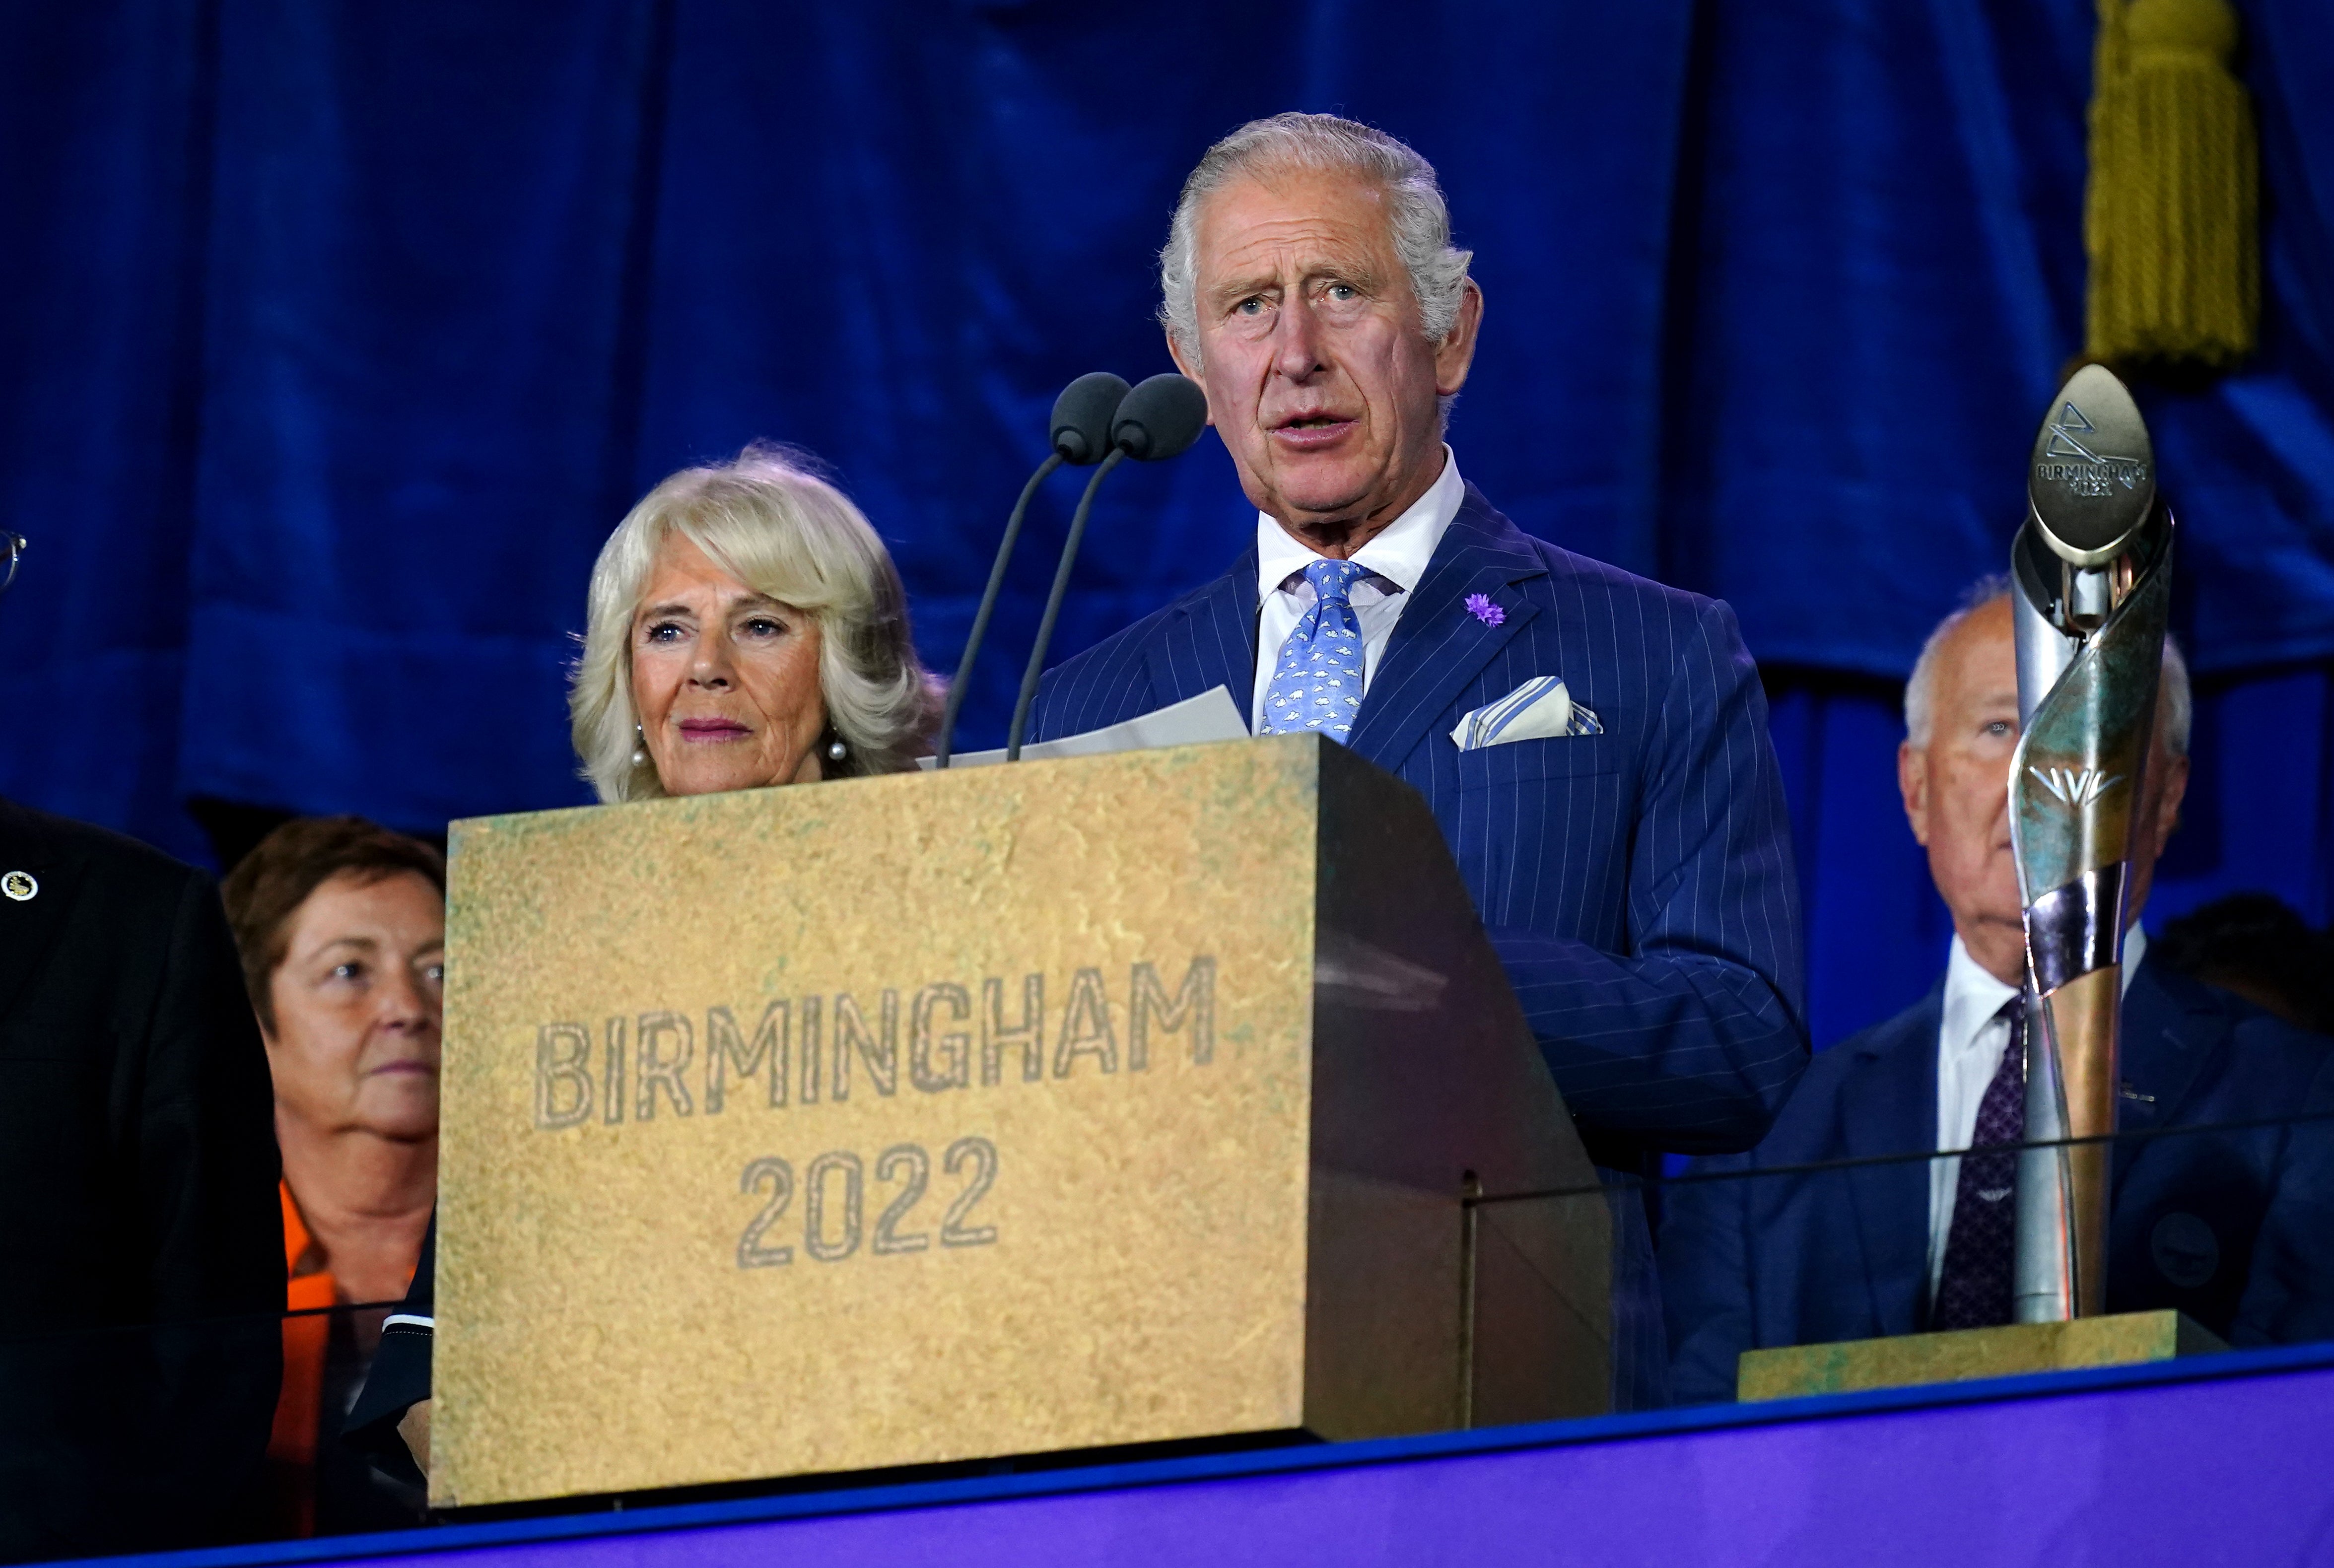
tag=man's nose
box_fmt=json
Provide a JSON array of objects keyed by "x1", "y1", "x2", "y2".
[{"x1": 1271, "y1": 296, "x2": 1327, "y2": 380}]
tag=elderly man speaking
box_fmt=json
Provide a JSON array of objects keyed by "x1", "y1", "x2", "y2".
[{"x1": 1030, "y1": 114, "x2": 1805, "y2": 1171}]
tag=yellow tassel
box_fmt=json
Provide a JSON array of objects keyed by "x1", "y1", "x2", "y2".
[{"x1": 2084, "y1": 0, "x2": 2260, "y2": 369}]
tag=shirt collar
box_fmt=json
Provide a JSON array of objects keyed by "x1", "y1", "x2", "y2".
[
  {"x1": 1940, "y1": 935, "x2": 2021, "y2": 1062},
  {"x1": 1939, "y1": 924, "x2": 2152, "y2": 1060},
  {"x1": 1255, "y1": 446, "x2": 1465, "y2": 599}
]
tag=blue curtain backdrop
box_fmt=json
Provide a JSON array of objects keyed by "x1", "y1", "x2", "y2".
[{"x1": 2, "y1": 0, "x2": 2330, "y2": 1048}]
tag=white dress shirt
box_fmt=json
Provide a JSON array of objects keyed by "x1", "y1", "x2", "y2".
[
  {"x1": 1925, "y1": 925, "x2": 2150, "y2": 1299},
  {"x1": 1250, "y1": 447, "x2": 1466, "y2": 731}
]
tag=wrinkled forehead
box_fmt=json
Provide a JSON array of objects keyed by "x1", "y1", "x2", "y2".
[
  {"x1": 1938, "y1": 598, "x2": 2018, "y2": 686},
  {"x1": 283, "y1": 867, "x2": 446, "y2": 956},
  {"x1": 634, "y1": 524, "x2": 781, "y2": 613},
  {"x1": 1192, "y1": 163, "x2": 1397, "y2": 278}
]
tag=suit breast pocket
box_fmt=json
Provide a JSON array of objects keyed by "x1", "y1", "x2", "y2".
[
  {"x1": 1446, "y1": 736, "x2": 1628, "y2": 936},
  {"x1": 1454, "y1": 735, "x2": 1620, "y2": 793}
]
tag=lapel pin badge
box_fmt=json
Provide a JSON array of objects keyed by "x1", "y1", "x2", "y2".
[{"x1": 1, "y1": 870, "x2": 35, "y2": 902}]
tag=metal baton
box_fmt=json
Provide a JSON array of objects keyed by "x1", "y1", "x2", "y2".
[{"x1": 2007, "y1": 363, "x2": 2174, "y2": 1322}]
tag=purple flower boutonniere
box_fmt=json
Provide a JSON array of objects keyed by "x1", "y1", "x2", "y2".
[{"x1": 1464, "y1": 593, "x2": 1506, "y2": 628}]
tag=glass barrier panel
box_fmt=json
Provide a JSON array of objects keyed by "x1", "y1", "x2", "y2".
[
  {"x1": 1474, "y1": 1108, "x2": 2334, "y2": 1411},
  {"x1": 6, "y1": 1109, "x2": 2330, "y2": 1555}
]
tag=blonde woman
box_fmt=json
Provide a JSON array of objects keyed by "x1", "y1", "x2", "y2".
[
  {"x1": 345, "y1": 445, "x2": 940, "y2": 1481},
  {"x1": 572, "y1": 443, "x2": 943, "y2": 798}
]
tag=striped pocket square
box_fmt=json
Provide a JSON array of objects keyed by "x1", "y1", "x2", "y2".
[{"x1": 1448, "y1": 676, "x2": 1604, "y2": 751}]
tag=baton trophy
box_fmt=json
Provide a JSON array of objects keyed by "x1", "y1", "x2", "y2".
[{"x1": 2008, "y1": 364, "x2": 2174, "y2": 1322}]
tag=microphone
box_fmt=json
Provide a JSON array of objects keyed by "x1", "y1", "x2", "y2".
[
  {"x1": 1006, "y1": 373, "x2": 1210, "y2": 759},
  {"x1": 936, "y1": 372, "x2": 1129, "y2": 767},
  {"x1": 1107, "y1": 371, "x2": 1209, "y2": 461}
]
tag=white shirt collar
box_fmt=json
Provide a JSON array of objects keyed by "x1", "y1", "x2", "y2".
[
  {"x1": 1939, "y1": 924, "x2": 2151, "y2": 1062},
  {"x1": 1940, "y1": 936, "x2": 2021, "y2": 1064},
  {"x1": 1255, "y1": 445, "x2": 1465, "y2": 599}
]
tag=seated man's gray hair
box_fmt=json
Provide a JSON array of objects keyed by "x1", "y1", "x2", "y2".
[
  {"x1": 1903, "y1": 574, "x2": 2191, "y2": 757},
  {"x1": 1159, "y1": 112, "x2": 1474, "y2": 369}
]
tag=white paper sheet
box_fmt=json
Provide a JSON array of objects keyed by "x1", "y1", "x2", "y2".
[{"x1": 920, "y1": 685, "x2": 1250, "y2": 770}]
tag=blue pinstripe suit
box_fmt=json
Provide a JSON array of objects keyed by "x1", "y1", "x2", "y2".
[{"x1": 1032, "y1": 484, "x2": 1808, "y2": 1155}]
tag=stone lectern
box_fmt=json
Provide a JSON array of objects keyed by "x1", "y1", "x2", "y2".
[{"x1": 433, "y1": 734, "x2": 1609, "y2": 1509}]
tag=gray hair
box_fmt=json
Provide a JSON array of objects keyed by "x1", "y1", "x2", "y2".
[
  {"x1": 570, "y1": 445, "x2": 942, "y2": 802},
  {"x1": 1904, "y1": 575, "x2": 2191, "y2": 756},
  {"x1": 1159, "y1": 113, "x2": 1474, "y2": 370}
]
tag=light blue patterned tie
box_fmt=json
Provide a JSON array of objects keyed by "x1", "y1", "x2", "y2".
[{"x1": 1262, "y1": 558, "x2": 1371, "y2": 742}]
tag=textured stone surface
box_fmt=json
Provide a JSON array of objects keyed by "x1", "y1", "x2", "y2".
[
  {"x1": 1737, "y1": 1309, "x2": 2226, "y2": 1402},
  {"x1": 434, "y1": 736, "x2": 1600, "y2": 1508}
]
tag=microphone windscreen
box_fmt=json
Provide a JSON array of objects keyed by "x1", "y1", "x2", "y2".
[
  {"x1": 1050, "y1": 373, "x2": 1132, "y2": 465},
  {"x1": 1111, "y1": 374, "x2": 1209, "y2": 461}
]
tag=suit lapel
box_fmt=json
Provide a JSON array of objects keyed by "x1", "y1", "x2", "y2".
[
  {"x1": 1839, "y1": 988, "x2": 1944, "y2": 1334},
  {"x1": 1147, "y1": 548, "x2": 1259, "y2": 729},
  {"x1": 1349, "y1": 487, "x2": 1548, "y2": 772},
  {"x1": 0, "y1": 799, "x2": 83, "y2": 1024}
]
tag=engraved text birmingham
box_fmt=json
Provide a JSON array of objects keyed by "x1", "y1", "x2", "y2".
[
  {"x1": 2034, "y1": 401, "x2": 2147, "y2": 498},
  {"x1": 531, "y1": 956, "x2": 1218, "y2": 1130}
]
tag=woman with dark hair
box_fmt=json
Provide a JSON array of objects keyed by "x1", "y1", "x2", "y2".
[{"x1": 222, "y1": 816, "x2": 445, "y2": 1534}]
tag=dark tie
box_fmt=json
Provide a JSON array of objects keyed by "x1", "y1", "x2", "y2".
[{"x1": 1931, "y1": 996, "x2": 2026, "y2": 1331}]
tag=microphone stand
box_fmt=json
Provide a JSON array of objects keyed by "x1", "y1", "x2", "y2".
[
  {"x1": 1006, "y1": 448, "x2": 1126, "y2": 760},
  {"x1": 935, "y1": 452, "x2": 1062, "y2": 767}
]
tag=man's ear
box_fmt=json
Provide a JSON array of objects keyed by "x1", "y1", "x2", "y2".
[
  {"x1": 1899, "y1": 741, "x2": 1932, "y2": 847},
  {"x1": 1434, "y1": 279, "x2": 1485, "y2": 398},
  {"x1": 1165, "y1": 332, "x2": 1213, "y2": 425}
]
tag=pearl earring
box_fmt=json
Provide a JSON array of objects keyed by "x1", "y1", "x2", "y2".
[
  {"x1": 826, "y1": 737, "x2": 848, "y2": 762},
  {"x1": 631, "y1": 725, "x2": 648, "y2": 767}
]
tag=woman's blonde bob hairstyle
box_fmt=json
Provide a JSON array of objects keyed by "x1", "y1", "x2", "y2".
[{"x1": 571, "y1": 444, "x2": 942, "y2": 802}]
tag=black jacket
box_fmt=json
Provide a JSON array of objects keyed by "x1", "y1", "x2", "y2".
[{"x1": 0, "y1": 797, "x2": 283, "y2": 1560}]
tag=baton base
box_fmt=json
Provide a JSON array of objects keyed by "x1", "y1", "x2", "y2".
[{"x1": 1736, "y1": 1310, "x2": 2226, "y2": 1403}]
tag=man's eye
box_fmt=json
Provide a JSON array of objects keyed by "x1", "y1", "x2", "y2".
[
  {"x1": 1234, "y1": 297, "x2": 1266, "y2": 317},
  {"x1": 1326, "y1": 283, "x2": 1358, "y2": 302}
]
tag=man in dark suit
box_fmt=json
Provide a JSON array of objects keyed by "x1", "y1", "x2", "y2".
[
  {"x1": 0, "y1": 537, "x2": 282, "y2": 1558},
  {"x1": 1659, "y1": 584, "x2": 2334, "y2": 1405},
  {"x1": 1031, "y1": 113, "x2": 1805, "y2": 1169}
]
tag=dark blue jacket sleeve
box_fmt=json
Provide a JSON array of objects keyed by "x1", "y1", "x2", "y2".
[
  {"x1": 1657, "y1": 1150, "x2": 1758, "y2": 1405},
  {"x1": 1489, "y1": 598, "x2": 1807, "y2": 1153}
]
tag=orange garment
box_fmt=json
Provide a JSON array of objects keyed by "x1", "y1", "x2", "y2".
[{"x1": 268, "y1": 1182, "x2": 335, "y2": 1536}]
